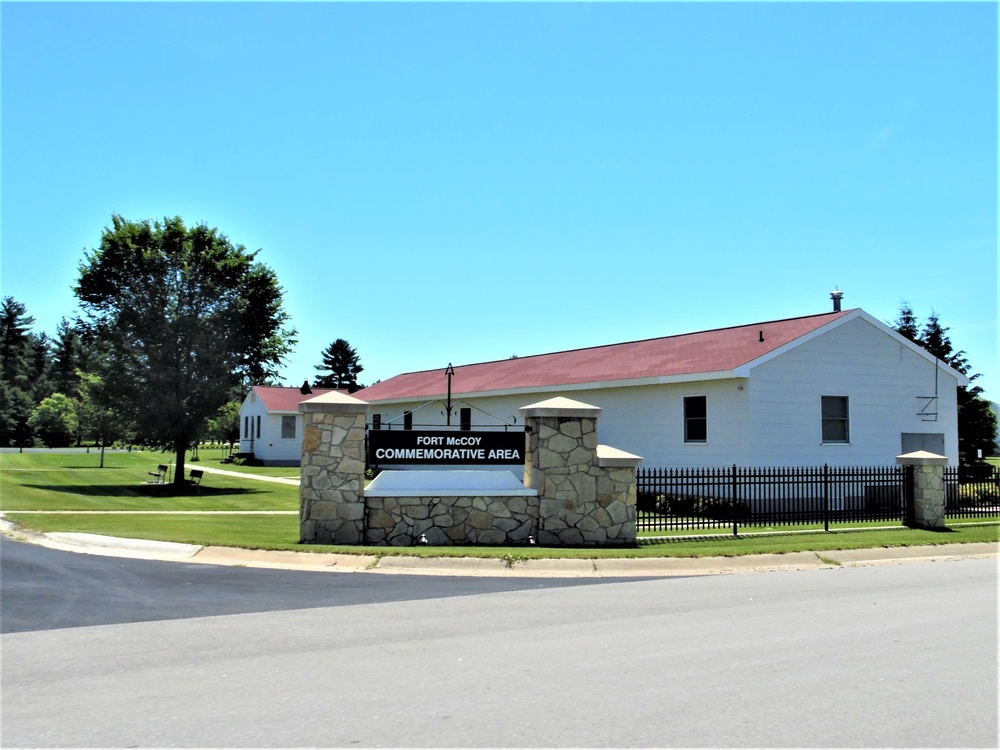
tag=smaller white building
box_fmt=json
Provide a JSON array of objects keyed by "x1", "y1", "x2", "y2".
[{"x1": 239, "y1": 385, "x2": 343, "y2": 465}]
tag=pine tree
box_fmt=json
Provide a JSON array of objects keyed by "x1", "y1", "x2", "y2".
[
  {"x1": 891, "y1": 302, "x2": 920, "y2": 343},
  {"x1": 0, "y1": 297, "x2": 36, "y2": 390},
  {"x1": 314, "y1": 338, "x2": 364, "y2": 392}
]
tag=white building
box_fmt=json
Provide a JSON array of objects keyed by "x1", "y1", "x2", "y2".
[
  {"x1": 238, "y1": 385, "x2": 342, "y2": 465},
  {"x1": 357, "y1": 307, "x2": 967, "y2": 469}
]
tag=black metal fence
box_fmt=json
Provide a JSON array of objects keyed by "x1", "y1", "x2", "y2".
[
  {"x1": 636, "y1": 464, "x2": 908, "y2": 534},
  {"x1": 637, "y1": 463, "x2": 1000, "y2": 534},
  {"x1": 945, "y1": 464, "x2": 1000, "y2": 520}
]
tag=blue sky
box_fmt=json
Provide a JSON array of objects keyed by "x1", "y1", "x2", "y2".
[{"x1": 2, "y1": 2, "x2": 997, "y2": 401}]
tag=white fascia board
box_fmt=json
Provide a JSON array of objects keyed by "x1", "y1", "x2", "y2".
[{"x1": 362, "y1": 371, "x2": 742, "y2": 405}]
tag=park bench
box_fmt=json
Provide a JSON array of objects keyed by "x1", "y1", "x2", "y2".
[
  {"x1": 188, "y1": 469, "x2": 204, "y2": 491},
  {"x1": 148, "y1": 464, "x2": 169, "y2": 484}
]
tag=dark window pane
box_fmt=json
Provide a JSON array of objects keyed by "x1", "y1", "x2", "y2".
[{"x1": 684, "y1": 396, "x2": 707, "y2": 443}]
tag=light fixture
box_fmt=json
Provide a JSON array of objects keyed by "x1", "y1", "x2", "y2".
[{"x1": 445, "y1": 363, "x2": 455, "y2": 425}]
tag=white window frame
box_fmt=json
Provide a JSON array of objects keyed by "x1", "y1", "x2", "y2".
[{"x1": 821, "y1": 396, "x2": 850, "y2": 444}]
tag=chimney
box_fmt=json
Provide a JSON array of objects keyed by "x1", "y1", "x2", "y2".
[{"x1": 830, "y1": 287, "x2": 844, "y2": 313}]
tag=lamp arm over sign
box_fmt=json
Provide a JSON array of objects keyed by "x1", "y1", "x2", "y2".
[{"x1": 445, "y1": 363, "x2": 455, "y2": 426}]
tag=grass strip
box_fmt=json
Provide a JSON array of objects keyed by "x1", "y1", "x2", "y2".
[{"x1": 6, "y1": 512, "x2": 996, "y2": 559}]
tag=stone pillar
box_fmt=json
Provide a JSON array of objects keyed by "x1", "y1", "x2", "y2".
[
  {"x1": 897, "y1": 450, "x2": 949, "y2": 529},
  {"x1": 299, "y1": 392, "x2": 369, "y2": 544},
  {"x1": 521, "y1": 396, "x2": 640, "y2": 546}
]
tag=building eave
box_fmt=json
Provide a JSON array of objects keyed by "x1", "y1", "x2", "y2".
[{"x1": 361, "y1": 370, "x2": 745, "y2": 406}]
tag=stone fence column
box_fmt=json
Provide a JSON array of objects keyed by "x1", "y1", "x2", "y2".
[
  {"x1": 521, "y1": 396, "x2": 640, "y2": 546},
  {"x1": 299, "y1": 392, "x2": 369, "y2": 544},
  {"x1": 897, "y1": 450, "x2": 949, "y2": 529}
]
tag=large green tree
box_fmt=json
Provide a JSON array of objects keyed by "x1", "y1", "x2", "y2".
[
  {"x1": 892, "y1": 304, "x2": 997, "y2": 462},
  {"x1": 314, "y1": 338, "x2": 364, "y2": 392},
  {"x1": 28, "y1": 393, "x2": 78, "y2": 447},
  {"x1": 75, "y1": 214, "x2": 296, "y2": 485}
]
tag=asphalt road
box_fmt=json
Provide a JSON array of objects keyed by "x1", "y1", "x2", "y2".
[
  {"x1": 0, "y1": 536, "x2": 631, "y2": 633},
  {"x1": 2, "y1": 538, "x2": 997, "y2": 748}
]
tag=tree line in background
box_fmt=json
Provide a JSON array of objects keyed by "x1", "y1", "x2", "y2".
[{"x1": 1, "y1": 214, "x2": 996, "y2": 483}]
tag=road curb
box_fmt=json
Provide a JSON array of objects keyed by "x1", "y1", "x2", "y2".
[{"x1": 1, "y1": 515, "x2": 996, "y2": 577}]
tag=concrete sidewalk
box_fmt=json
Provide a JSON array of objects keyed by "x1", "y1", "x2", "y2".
[
  {"x1": 182, "y1": 464, "x2": 300, "y2": 485},
  {"x1": 2, "y1": 515, "x2": 995, "y2": 577}
]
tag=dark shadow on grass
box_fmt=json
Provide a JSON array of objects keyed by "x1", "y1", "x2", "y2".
[{"x1": 22, "y1": 484, "x2": 267, "y2": 498}]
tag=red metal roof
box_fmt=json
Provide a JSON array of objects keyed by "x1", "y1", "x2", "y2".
[
  {"x1": 251, "y1": 386, "x2": 344, "y2": 412},
  {"x1": 360, "y1": 310, "x2": 855, "y2": 403}
]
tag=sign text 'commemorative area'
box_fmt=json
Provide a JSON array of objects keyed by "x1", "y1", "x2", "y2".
[{"x1": 368, "y1": 430, "x2": 525, "y2": 465}]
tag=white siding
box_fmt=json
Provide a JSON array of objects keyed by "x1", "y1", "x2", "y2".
[
  {"x1": 238, "y1": 392, "x2": 267, "y2": 454},
  {"x1": 368, "y1": 380, "x2": 752, "y2": 470},
  {"x1": 745, "y1": 317, "x2": 960, "y2": 465},
  {"x1": 238, "y1": 390, "x2": 307, "y2": 465}
]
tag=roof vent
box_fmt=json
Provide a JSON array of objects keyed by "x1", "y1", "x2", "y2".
[
  {"x1": 830, "y1": 287, "x2": 844, "y2": 312},
  {"x1": 300, "y1": 380, "x2": 312, "y2": 395}
]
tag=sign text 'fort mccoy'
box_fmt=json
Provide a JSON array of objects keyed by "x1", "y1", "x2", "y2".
[{"x1": 368, "y1": 430, "x2": 525, "y2": 465}]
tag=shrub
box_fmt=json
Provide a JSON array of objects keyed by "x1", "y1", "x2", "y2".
[
  {"x1": 955, "y1": 483, "x2": 1000, "y2": 507},
  {"x1": 653, "y1": 493, "x2": 750, "y2": 519}
]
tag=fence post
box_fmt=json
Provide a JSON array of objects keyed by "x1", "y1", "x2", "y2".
[
  {"x1": 904, "y1": 464, "x2": 915, "y2": 526},
  {"x1": 823, "y1": 464, "x2": 830, "y2": 532},
  {"x1": 731, "y1": 464, "x2": 739, "y2": 536}
]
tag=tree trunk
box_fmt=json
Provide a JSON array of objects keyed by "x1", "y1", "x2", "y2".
[{"x1": 173, "y1": 443, "x2": 187, "y2": 486}]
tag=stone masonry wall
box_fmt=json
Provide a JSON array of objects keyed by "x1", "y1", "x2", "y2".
[
  {"x1": 364, "y1": 495, "x2": 538, "y2": 546},
  {"x1": 300, "y1": 405, "x2": 367, "y2": 545},
  {"x1": 523, "y1": 408, "x2": 638, "y2": 546},
  {"x1": 898, "y1": 451, "x2": 948, "y2": 529}
]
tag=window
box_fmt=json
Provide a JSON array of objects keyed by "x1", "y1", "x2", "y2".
[
  {"x1": 821, "y1": 396, "x2": 850, "y2": 443},
  {"x1": 256, "y1": 415, "x2": 261, "y2": 440},
  {"x1": 372, "y1": 414, "x2": 382, "y2": 431},
  {"x1": 460, "y1": 407, "x2": 472, "y2": 431},
  {"x1": 244, "y1": 416, "x2": 250, "y2": 439},
  {"x1": 684, "y1": 396, "x2": 707, "y2": 443},
  {"x1": 403, "y1": 411, "x2": 413, "y2": 431},
  {"x1": 281, "y1": 416, "x2": 296, "y2": 439}
]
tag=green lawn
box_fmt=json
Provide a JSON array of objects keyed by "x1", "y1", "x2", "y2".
[
  {"x1": 2, "y1": 451, "x2": 997, "y2": 559},
  {"x1": 0, "y1": 450, "x2": 298, "y2": 512},
  {"x1": 193, "y1": 448, "x2": 302, "y2": 478}
]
